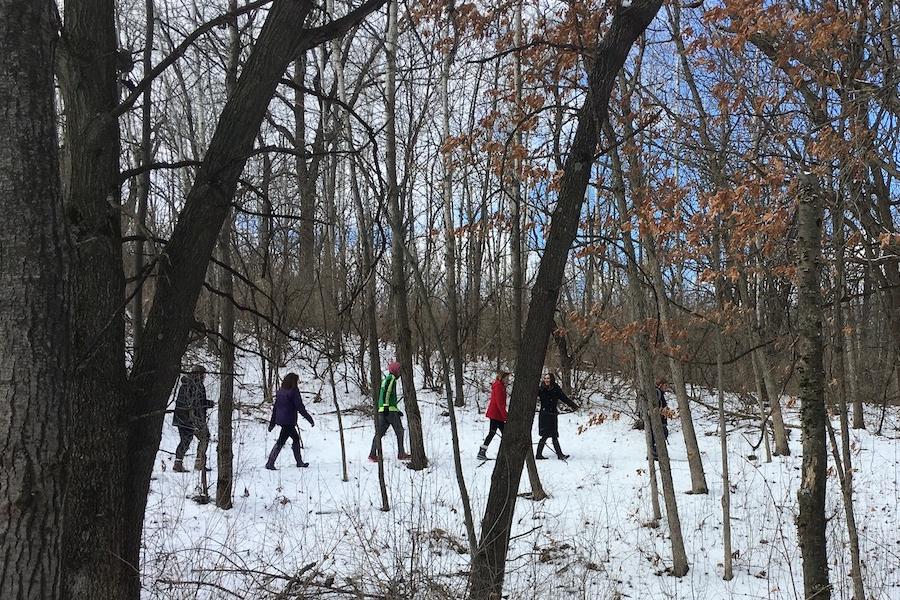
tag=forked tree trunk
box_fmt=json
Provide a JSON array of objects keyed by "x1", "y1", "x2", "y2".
[
  {"x1": 58, "y1": 2, "x2": 387, "y2": 597},
  {"x1": 739, "y1": 274, "x2": 790, "y2": 456},
  {"x1": 620, "y1": 103, "x2": 707, "y2": 494},
  {"x1": 0, "y1": 3, "x2": 72, "y2": 595},
  {"x1": 609, "y1": 108, "x2": 688, "y2": 575},
  {"x1": 385, "y1": 0, "x2": 427, "y2": 469},
  {"x1": 468, "y1": 2, "x2": 663, "y2": 595},
  {"x1": 750, "y1": 353, "x2": 773, "y2": 462},
  {"x1": 795, "y1": 175, "x2": 830, "y2": 600}
]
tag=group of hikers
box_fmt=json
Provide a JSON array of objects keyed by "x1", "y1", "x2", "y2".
[{"x1": 169, "y1": 361, "x2": 671, "y2": 472}]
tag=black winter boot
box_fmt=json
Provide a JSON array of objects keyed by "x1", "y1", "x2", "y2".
[
  {"x1": 266, "y1": 443, "x2": 283, "y2": 470},
  {"x1": 552, "y1": 438, "x2": 569, "y2": 460},
  {"x1": 477, "y1": 445, "x2": 489, "y2": 460},
  {"x1": 292, "y1": 441, "x2": 309, "y2": 468},
  {"x1": 535, "y1": 437, "x2": 547, "y2": 459}
]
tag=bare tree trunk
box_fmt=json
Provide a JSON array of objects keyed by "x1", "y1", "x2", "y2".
[
  {"x1": 132, "y1": 0, "x2": 154, "y2": 347},
  {"x1": 319, "y1": 282, "x2": 350, "y2": 482},
  {"x1": 829, "y1": 198, "x2": 865, "y2": 599},
  {"x1": 339, "y1": 45, "x2": 387, "y2": 507},
  {"x1": 643, "y1": 242, "x2": 707, "y2": 493},
  {"x1": 750, "y1": 352, "x2": 773, "y2": 462},
  {"x1": 609, "y1": 106, "x2": 689, "y2": 574},
  {"x1": 215, "y1": 0, "x2": 240, "y2": 512},
  {"x1": 740, "y1": 274, "x2": 790, "y2": 455},
  {"x1": 621, "y1": 101, "x2": 706, "y2": 493},
  {"x1": 385, "y1": 0, "x2": 427, "y2": 469},
  {"x1": 404, "y1": 245, "x2": 477, "y2": 556},
  {"x1": 846, "y1": 321, "x2": 864, "y2": 429},
  {"x1": 469, "y1": 3, "x2": 663, "y2": 594},
  {"x1": 509, "y1": 0, "x2": 524, "y2": 354},
  {"x1": 216, "y1": 216, "x2": 235, "y2": 509},
  {"x1": 294, "y1": 57, "x2": 316, "y2": 299},
  {"x1": 796, "y1": 175, "x2": 830, "y2": 600},
  {"x1": 57, "y1": 0, "x2": 129, "y2": 594},
  {"x1": 0, "y1": 2, "x2": 72, "y2": 594},
  {"x1": 712, "y1": 234, "x2": 733, "y2": 581},
  {"x1": 440, "y1": 8, "x2": 466, "y2": 408}
]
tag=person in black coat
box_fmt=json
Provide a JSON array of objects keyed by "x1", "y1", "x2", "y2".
[
  {"x1": 650, "y1": 378, "x2": 670, "y2": 460},
  {"x1": 265, "y1": 372, "x2": 315, "y2": 469},
  {"x1": 172, "y1": 364, "x2": 215, "y2": 473},
  {"x1": 536, "y1": 373, "x2": 578, "y2": 460}
]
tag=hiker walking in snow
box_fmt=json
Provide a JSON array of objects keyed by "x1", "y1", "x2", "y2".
[
  {"x1": 536, "y1": 372, "x2": 578, "y2": 460},
  {"x1": 265, "y1": 372, "x2": 314, "y2": 469},
  {"x1": 649, "y1": 378, "x2": 670, "y2": 461},
  {"x1": 368, "y1": 361, "x2": 412, "y2": 462},
  {"x1": 173, "y1": 364, "x2": 215, "y2": 473},
  {"x1": 478, "y1": 370, "x2": 510, "y2": 460}
]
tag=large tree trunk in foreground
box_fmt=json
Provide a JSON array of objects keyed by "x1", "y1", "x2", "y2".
[
  {"x1": 795, "y1": 175, "x2": 830, "y2": 600},
  {"x1": 0, "y1": 2, "x2": 71, "y2": 596},
  {"x1": 53, "y1": 0, "x2": 386, "y2": 597},
  {"x1": 468, "y1": 2, "x2": 662, "y2": 596},
  {"x1": 57, "y1": 0, "x2": 129, "y2": 596},
  {"x1": 127, "y1": 0, "x2": 316, "y2": 587}
]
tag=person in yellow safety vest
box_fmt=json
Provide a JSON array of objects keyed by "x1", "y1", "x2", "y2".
[{"x1": 368, "y1": 361, "x2": 411, "y2": 462}]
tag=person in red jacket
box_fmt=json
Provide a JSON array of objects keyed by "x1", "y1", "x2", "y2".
[{"x1": 478, "y1": 370, "x2": 510, "y2": 460}]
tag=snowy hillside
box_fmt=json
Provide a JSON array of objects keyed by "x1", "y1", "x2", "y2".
[{"x1": 141, "y1": 351, "x2": 900, "y2": 599}]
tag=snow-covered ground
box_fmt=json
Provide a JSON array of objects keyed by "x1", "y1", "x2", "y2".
[{"x1": 142, "y1": 350, "x2": 900, "y2": 599}]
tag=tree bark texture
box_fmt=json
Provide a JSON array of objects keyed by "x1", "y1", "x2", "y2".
[
  {"x1": 57, "y1": 0, "x2": 129, "y2": 595},
  {"x1": 0, "y1": 1, "x2": 71, "y2": 596},
  {"x1": 468, "y1": 2, "x2": 662, "y2": 596},
  {"x1": 796, "y1": 175, "x2": 830, "y2": 600}
]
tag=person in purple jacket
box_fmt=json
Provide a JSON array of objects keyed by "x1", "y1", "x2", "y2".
[{"x1": 265, "y1": 372, "x2": 315, "y2": 469}]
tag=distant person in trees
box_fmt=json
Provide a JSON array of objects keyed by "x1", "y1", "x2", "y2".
[
  {"x1": 172, "y1": 364, "x2": 215, "y2": 473},
  {"x1": 265, "y1": 372, "x2": 314, "y2": 469},
  {"x1": 478, "y1": 370, "x2": 511, "y2": 460},
  {"x1": 649, "y1": 378, "x2": 670, "y2": 461},
  {"x1": 536, "y1": 372, "x2": 579, "y2": 460},
  {"x1": 368, "y1": 361, "x2": 412, "y2": 462}
]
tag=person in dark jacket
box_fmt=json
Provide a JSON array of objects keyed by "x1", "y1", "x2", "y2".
[
  {"x1": 368, "y1": 361, "x2": 411, "y2": 462},
  {"x1": 173, "y1": 364, "x2": 214, "y2": 473},
  {"x1": 265, "y1": 372, "x2": 315, "y2": 469},
  {"x1": 535, "y1": 373, "x2": 578, "y2": 460},
  {"x1": 478, "y1": 370, "x2": 510, "y2": 460},
  {"x1": 650, "y1": 378, "x2": 670, "y2": 461}
]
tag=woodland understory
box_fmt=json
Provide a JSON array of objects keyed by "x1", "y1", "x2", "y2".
[{"x1": 0, "y1": 0, "x2": 898, "y2": 598}]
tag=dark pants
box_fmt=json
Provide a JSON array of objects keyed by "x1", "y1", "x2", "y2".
[
  {"x1": 483, "y1": 419, "x2": 505, "y2": 447},
  {"x1": 650, "y1": 419, "x2": 669, "y2": 460},
  {"x1": 175, "y1": 425, "x2": 209, "y2": 465},
  {"x1": 370, "y1": 411, "x2": 405, "y2": 457},
  {"x1": 267, "y1": 425, "x2": 304, "y2": 467},
  {"x1": 275, "y1": 425, "x2": 301, "y2": 447},
  {"x1": 536, "y1": 436, "x2": 565, "y2": 457}
]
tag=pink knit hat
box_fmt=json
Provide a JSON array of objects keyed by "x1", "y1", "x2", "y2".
[{"x1": 387, "y1": 361, "x2": 401, "y2": 376}]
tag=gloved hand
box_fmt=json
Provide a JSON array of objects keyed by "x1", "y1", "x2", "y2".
[
  {"x1": 305, "y1": 414, "x2": 315, "y2": 427},
  {"x1": 268, "y1": 422, "x2": 275, "y2": 432}
]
